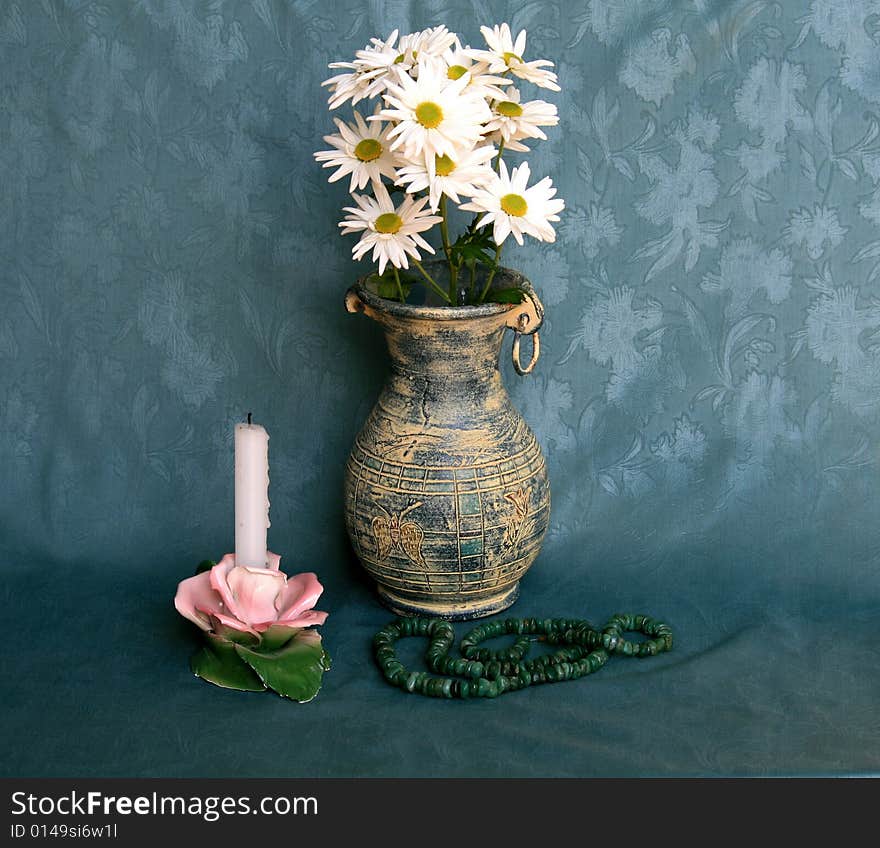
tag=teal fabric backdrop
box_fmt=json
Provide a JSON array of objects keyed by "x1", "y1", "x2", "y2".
[{"x1": 2, "y1": 1, "x2": 879, "y2": 776}]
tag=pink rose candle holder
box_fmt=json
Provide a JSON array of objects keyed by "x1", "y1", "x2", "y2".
[
  {"x1": 175, "y1": 553, "x2": 331, "y2": 701},
  {"x1": 174, "y1": 415, "x2": 330, "y2": 701}
]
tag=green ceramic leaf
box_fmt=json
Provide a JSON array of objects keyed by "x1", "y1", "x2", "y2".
[
  {"x1": 235, "y1": 631, "x2": 330, "y2": 703},
  {"x1": 191, "y1": 633, "x2": 266, "y2": 692},
  {"x1": 207, "y1": 614, "x2": 261, "y2": 647},
  {"x1": 258, "y1": 623, "x2": 299, "y2": 651},
  {"x1": 194, "y1": 559, "x2": 215, "y2": 575}
]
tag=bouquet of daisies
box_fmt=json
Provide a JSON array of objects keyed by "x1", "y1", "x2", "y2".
[{"x1": 315, "y1": 23, "x2": 565, "y2": 305}]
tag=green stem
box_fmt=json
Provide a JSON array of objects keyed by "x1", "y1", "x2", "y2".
[
  {"x1": 439, "y1": 194, "x2": 457, "y2": 302},
  {"x1": 468, "y1": 262, "x2": 477, "y2": 304},
  {"x1": 392, "y1": 266, "x2": 405, "y2": 304},
  {"x1": 478, "y1": 243, "x2": 504, "y2": 304},
  {"x1": 413, "y1": 259, "x2": 451, "y2": 304},
  {"x1": 494, "y1": 139, "x2": 506, "y2": 173},
  {"x1": 439, "y1": 194, "x2": 452, "y2": 262}
]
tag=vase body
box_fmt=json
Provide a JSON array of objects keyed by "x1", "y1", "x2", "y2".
[{"x1": 343, "y1": 272, "x2": 550, "y2": 620}]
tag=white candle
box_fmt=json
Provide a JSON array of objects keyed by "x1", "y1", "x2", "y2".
[{"x1": 234, "y1": 416, "x2": 270, "y2": 568}]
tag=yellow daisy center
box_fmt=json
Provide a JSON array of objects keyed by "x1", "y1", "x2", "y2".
[
  {"x1": 354, "y1": 138, "x2": 383, "y2": 162},
  {"x1": 394, "y1": 50, "x2": 418, "y2": 64},
  {"x1": 447, "y1": 64, "x2": 468, "y2": 80},
  {"x1": 500, "y1": 193, "x2": 528, "y2": 217},
  {"x1": 374, "y1": 212, "x2": 403, "y2": 234},
  {"x1": 503, "y1": 51, "x2": 523, "y2": 65},
  {"x1": 435, "y1": 154, "x2": 456, "y2": 176},
  {"x1": 415, "y1": 101, "x2": 444, "y2": 129},
  {"x1": 496, "y1": 100, "x2": 524, "y2": 118}
]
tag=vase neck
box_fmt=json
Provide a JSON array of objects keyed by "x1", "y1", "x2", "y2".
[{"x1": 382, "y1": 316, "x2": 506, "y2": 381}]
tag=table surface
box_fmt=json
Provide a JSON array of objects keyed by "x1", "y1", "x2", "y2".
[{"x1": 5, "y1": 541, "x2": 878, "y2": 779}]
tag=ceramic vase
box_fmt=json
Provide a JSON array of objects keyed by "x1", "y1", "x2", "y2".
[{"x1": 343, "y1": 268, "x2": 550, "y2": 620}]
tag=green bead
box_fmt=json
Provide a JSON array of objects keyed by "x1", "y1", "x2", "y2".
[
  {"x1": 603, "y1": 633, "x2": 620, "y2": 652},
  {"x1": 371, "y1": 610, "x2": 672, "y2": 699},
  {"x1": 424, "y1": 678, "x2": 441, "y2": 697}
]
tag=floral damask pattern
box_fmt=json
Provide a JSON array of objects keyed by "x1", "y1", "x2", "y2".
[{"x1": 1, "y1": 1, "x2": 878, "y2": 576}]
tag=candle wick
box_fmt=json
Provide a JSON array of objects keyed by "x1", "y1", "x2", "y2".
[{"x1": 247, "y1": 412, "x2": 252, "y2": 426}]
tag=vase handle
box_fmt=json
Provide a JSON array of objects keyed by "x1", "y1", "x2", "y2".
[
  {"x1": 503, "y1": 279, "x2": 543, "y2": 334},
  {"x1": 345, "y1": 286, "x2": 382, "y2": 322},
  {"x1": 505, "y1": 283, "x2": 543, "y2": 375},
  {"x1": 345, "y1": 287, "x2": 364, "y2": 313},
  {"x1": 511, "y1": 319, "x2": 541, "y2": 375}
]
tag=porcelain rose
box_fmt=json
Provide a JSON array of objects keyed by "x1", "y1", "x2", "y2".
[{"x1": 175, "y1": 553, "x2": 328, "y2": 641}]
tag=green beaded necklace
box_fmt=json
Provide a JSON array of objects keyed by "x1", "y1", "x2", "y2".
[{"x1": 373, "y1": 613, "x2": 673, "y2": 699}]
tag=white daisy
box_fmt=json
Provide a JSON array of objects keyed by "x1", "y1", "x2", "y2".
[
  {"x1": 404, "y1": 25, "x2": 458, "y2": 60},
  {"x1": 484, "y1": 131, "x2": 530, "y2": 154},
  {"x1": 373, "y1": 58, "x2": 491, "y2": 177},
  {"x1": 396, "y1": 145, "x2": 497, "y2": 211},
  {"x1": 469, "y1": 23, "x2": 560, "y2": 91},
  {"x1": 323, "y1": 28, "x2": 420, "y2": 108},
  {"x1": 439, "y1": 45, "x2": 508, "y2": 99},
  {"x1": 484, "y1": 87, "x2": 559, "y2": 145},
  {"x1": 339, "y1": 182, "x2": 443, "y2": 275},
  {"x1": 322, "y1": 61, "x2": 376, "y2": 110},
  {"x1": 349, "y1": 28, "x2": 409, "y2": 90},
  {"x1": 460, "y1": 160, "x2": 565, "y2": 246},
  {"x1": 314, "y1": 111, "x2": 400, "y2": 192},
  {"x1": 349, "y1": 26, "x2": 458, "y2": 91}
]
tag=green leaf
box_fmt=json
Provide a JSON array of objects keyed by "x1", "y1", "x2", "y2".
[
  {"x1": 451, "y1": 227, "x2": 496, "y2": 253},
  {"x1": 487, "y1": 288, "x2": 525, "y2": 304},
  {"x1": 377, "y1": 278, "x2": 411, "y2": 300},
  {"x1": 449, "y1": 227, "x2": 499, "y2": 278},
  {"x1": 194, "y1": 559, "x2": 215, "y2": 575},
  {"x1": 452, "y1": 243, "x2": 496, "y2": 266},
  {"x1": 191, "y1": 633, "x2": 266, "y2": 692},
  {"x1": 363, "y1": 272, "x2": 383, "y2": 289},
  {"x1": 235, "y1": 630, "x2": 330, "y2": 703},
  {"x1": 364, "y1": 272, "x2": 411, "y2": 301}
]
